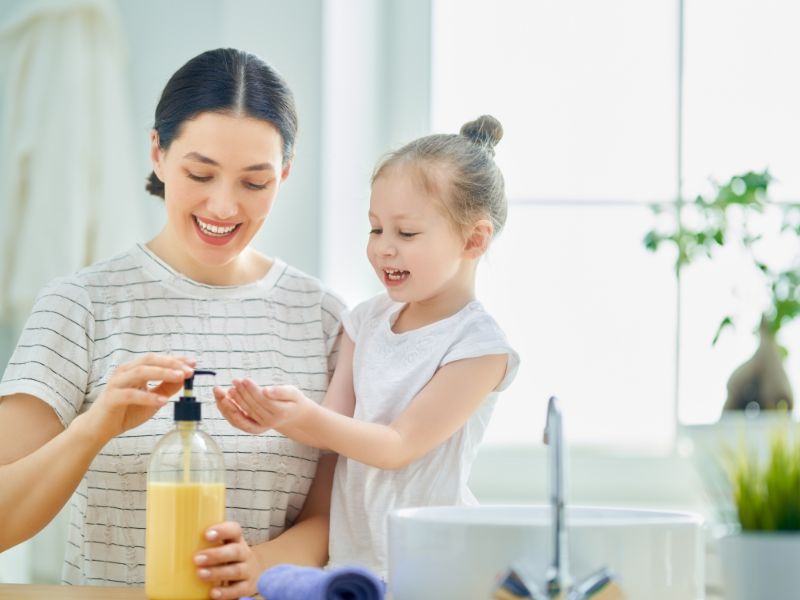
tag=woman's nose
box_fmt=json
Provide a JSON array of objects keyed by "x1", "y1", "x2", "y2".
[{"x1": 206, "y1": 194, "x2": 238, "y2": 221}]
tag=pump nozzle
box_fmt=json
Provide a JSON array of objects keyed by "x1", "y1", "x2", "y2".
[{"x1": 175, "y1": 369, "x2": 216, "y2": 421}]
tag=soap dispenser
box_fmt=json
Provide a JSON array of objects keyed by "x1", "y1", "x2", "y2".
[{"x1": 145, "y1": 369, "x2": 226, "y2": 600}]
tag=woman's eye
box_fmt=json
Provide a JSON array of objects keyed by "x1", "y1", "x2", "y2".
[
  {"x1": 244, "y1": 181, "x2": 269, "y2": 191},
  {"x1": 399, "y1": 231, "x2": 418, "y2": 238},
  {"x1": 187, "y1": 173, "x2": 212, "y2": 182},
  {"x1": 369, "y1": 228, "x2": 382, "y2": 235}
]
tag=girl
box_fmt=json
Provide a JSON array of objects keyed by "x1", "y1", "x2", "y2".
[{"x1": 216, "y1": 115, "x2": 519, "y2": 576}]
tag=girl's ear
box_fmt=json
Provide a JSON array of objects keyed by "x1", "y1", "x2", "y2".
[
  {"x1": 464, "y1": 219, "x2": 494, "y2": 258},
  {"x1": 150, "y1": 130, "x2": 165, "y2": 182}
]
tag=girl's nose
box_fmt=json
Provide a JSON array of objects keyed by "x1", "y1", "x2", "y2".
[{"x1": 380, "y1": 240, "x2": 397, "y2": 256}]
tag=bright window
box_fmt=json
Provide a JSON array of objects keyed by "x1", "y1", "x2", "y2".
[{"x1": 432, "y1": 0, "x2": 800, "y2": 445}]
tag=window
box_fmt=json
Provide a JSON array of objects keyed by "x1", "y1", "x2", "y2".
[{"x1": 432, "y1": 0, "x2": 800, "y2": 446}]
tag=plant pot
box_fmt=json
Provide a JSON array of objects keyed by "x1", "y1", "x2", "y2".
[{"x1": 718, "y1": 531, "x2": 800, "y2": 599}]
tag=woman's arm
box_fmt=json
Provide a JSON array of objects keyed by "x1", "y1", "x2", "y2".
[
  {"x1": 0, "y1": 355, "x2": 193, "y2": 551},
  {"x1": 233, "y1": 353, "x2": 509, "y2": 470}
]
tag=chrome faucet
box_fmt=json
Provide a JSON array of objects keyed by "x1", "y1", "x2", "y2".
[{"x1": 492, "y1": 397, "x2": 623, "y2": 600}]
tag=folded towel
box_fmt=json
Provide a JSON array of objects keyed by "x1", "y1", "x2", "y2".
[{"x1": 250, "y1": 563, "x2": 385, "y2": 600}]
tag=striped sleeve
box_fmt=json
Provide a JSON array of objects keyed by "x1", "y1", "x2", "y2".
[
  {"x1": 0, "y1": 277, "x2": 94, "y2": 426},
  {"x1": 321, "y1": 291, "x2": 346, "y2": 375}
]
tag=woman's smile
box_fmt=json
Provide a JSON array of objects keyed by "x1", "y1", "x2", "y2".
[{"x1": 193, "y1": 214, "x2": 242, "y2": 246}]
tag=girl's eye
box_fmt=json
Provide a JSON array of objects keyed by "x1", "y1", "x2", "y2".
[
  {"x1": 369, "y1": 228, "x2": 382, "y2": 235},
  {"x1": 188, "y1": 172, "x2": 212, "y2": 182},
  {"x1": 244, "y1": 181, "x2": 269, "y2": 191},
  {"x1": 399, "y1": 231, "x2": 418, "y2": 238}
]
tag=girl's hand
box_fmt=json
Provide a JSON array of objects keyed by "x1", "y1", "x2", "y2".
[
  {"x1": 194, "y1": 522, "x2": 262, "y2": 600},
  {"x1": 215, "y1": 379, "x2": 316, "y2": 434},
  {"x1": 83, "y1": 354, "x2": 195, "y2": 441}
]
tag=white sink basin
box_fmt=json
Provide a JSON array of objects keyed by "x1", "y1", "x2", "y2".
[{"x1": 388, "y1": 504, "x2": 704, "y2": 600}]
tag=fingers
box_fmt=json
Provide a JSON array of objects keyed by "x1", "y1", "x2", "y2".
[
  {"x1": 218, "y1": 396, "x2": 267, "y2": 434},
  {"x1": 122, "y1": 388, "x2": 170, "y2": 408},
  {"x1": 262, "y1": 383, "x2": 302, "y2": 401},
  {"x1": 232, "y1": 380, "x2": 282, "y2": 427},
  {"x1": 194, "y1": 525, "x2": 255, "y2": 600},
  {"x1": 115, "y1": 353, "x2": 195, "y2": 373},
  {"x1": 111, "y1": 362, "x2": 194, "y2": 391}
]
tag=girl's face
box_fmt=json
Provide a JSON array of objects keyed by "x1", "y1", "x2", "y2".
[
  {"x1": 151, "y1": 112, "x2": 290, "y2": 282},
  {"x1": 367, "y1": 165, "x2": 473, "y2": 306}
]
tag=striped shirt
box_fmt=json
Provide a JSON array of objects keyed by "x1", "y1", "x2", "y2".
[{"x1": 0, "y1": 243, "x2": 345, "y2": 585}]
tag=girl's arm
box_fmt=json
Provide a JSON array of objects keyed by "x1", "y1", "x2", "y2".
[
  {"x1": 0, "y1": 354, "x2": 192, "y2": 551},
  {"x1": 232, "y1": 352, "x2": 509, "y2": 470}
]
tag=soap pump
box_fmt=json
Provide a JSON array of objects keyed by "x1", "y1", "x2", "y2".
[{"x1": 145, "y1": 369, "x2": 226, "y2": 600}]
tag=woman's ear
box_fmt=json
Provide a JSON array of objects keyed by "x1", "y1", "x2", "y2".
[
  {"x1": 463, "y1": 219, "x2": 494, "y2": 258},
  {"x1": 150, "y1": 130, "x2": 165, "y2": 182},
  {"x1": 280, "y1": 155, "x2": 294, "y2": 182}
]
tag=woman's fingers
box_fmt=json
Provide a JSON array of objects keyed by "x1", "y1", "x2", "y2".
[
  {"x1": 119, "y1": 388, "x2": 170, "y2": 408},
  {"x1": 206, "y1": 521, "x2": 243, "y2": 544},
  {"x1": 115, "y1": 353, "x2": 195, "y2": 373},
  {"x1": 194, "y1": 523, "x2": 259, "y2": 600},
  {"x1": 209, "y1": 579, "x2": 254, "y2": 600},
  {"x1": 110, "y1": 364, "x2": 190, "y2": 390}
]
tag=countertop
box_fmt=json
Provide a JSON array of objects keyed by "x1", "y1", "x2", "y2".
[
  {"x1": 0, "y1": 582, "x2": 721, "y2": 599},
  {"x1": 0, "y1": 585, "x2": 146, "y2": 599}
]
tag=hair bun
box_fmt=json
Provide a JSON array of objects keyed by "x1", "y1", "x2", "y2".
[{"x1": 459, "y1": 115, "x2": 503, "y2": 153}]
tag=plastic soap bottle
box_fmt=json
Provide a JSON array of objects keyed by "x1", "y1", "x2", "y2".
[{"x1": 145, "y1": 369, "x2": 226, "y2": 600}]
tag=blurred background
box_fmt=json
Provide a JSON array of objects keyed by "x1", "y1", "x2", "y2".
[{"x1": 0, "y1": 0, "x2": 798, "y2": 586}]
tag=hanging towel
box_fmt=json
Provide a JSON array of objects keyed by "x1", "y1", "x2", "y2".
[
  {"x1": 247, "y1": 563, "x2": 386, "y2": 600},
  {"x1": 0, "y1": 0, "x2": 144, "y2": 328}
]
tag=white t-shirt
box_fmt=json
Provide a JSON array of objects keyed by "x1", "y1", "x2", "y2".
[
  {"x1": 0, "y1": 243, "x2": 345, "y2": 586},
  {"x1": 328, "y1": 293, "x2": 519, "y2": 576}
]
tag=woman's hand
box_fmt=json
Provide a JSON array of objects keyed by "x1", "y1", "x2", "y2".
[
  {"x1": 82, "y1": 354, "x2": 195, "y2": 441},
  {"x1": 215, "y1": 379, "x2": 316, "y2": 434},
  {"x1": 194, "y1": 521, "x2": 263, "y2": 600}
]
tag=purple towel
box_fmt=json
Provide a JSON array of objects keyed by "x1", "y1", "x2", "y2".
[{"x1": 248, "y1": 563, "x2": 385, "y2": 600}]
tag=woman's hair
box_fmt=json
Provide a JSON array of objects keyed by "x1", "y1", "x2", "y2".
[
  {"x1": 146, "y1": 48, "x2": 298, "y2": 198},
  {"x1": 372, "y1": 115, "x2": 507, "y2": 237}
]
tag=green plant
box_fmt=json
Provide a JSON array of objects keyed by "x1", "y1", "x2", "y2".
[
  {"x1": 643, "y1": 171, "x2": 800, "y2": 346},
  {"x1": 725, "y1": 427, "x2": 800, "y2": 531}
]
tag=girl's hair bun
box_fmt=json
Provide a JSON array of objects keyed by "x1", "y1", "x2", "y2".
[{"x1": 459, "y1": 115, "x2": 503, "y2": 153}]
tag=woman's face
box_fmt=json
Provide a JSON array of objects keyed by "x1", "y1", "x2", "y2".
[{"x1": 151, "y1": 112, "x2": 290, "y2": 280}]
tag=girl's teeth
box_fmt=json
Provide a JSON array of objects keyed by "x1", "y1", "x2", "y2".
[{"x1": 386, "y1": 269, "x2": 408, "y2": 281}]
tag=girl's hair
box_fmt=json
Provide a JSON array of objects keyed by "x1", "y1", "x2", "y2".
[
  {"x1": 146, "y1": 48, "x2": 298, "y2": 198},
  {"x1": 372, "y1": 115, "x2": 507, "y2": 237}
]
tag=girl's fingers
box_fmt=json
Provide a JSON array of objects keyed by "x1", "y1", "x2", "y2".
[{"x1": 219, "y1": 397, "x2": 265, "y2": 433}]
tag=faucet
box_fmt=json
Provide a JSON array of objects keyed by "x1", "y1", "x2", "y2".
[{"x1": 492, "y1": 397, "x2": 623, "y2": 600}]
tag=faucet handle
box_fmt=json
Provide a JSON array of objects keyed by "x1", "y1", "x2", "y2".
[
  {"x1": 566, "y1": 567, "x2": 625, "y2": 600},
  {"x1": 492, "y1": 565, "x2": 549, "y2": 600}
]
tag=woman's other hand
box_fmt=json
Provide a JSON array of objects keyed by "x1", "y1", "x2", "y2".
[
  {"x1": 195, "y1": 522, "x2": 262, "y2": 599},
  {"x1": 83, "y1": 354, "x2": 195, "y2": 441}
]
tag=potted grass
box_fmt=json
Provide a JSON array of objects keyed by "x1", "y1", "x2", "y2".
[{"x1": 717, "y1": 425, "x2": 800, "y2": 599}]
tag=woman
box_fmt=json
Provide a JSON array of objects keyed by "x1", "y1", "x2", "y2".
[{"x1": 0, "y1": 48, "x2": 344, "y2": 600}]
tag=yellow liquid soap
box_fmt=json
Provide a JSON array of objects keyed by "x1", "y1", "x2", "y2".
[{"x1": 145, "y1": 481, "x2": 225, "y2": 600}]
